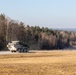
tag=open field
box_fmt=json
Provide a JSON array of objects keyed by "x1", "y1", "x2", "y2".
[{"x1": 0, "y1": 50, "x2": 76, "y2": 75}]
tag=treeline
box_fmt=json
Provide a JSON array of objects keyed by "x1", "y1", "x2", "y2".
[{"x1": 0, "y1": 14, "x2": 76, "y2": 50}]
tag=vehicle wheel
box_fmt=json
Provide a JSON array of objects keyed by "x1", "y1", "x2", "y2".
[
  {"x1": 13, "y1": 51, "x2": 16, "y2": 52},
  {"x1": 11, "y1": 51, "x2": 13, "y2": 52},
  {"x1": 23, "y1": 48, "x2": 25, "y2": 52},
  {"x1": 25, "y1": 49, "x2": 28, "y2": 52},
  {"x1": 19, "y1": 48, "x2": 23, "y2": 52}
]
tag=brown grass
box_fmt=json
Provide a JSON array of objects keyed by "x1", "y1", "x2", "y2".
[{"x1": 0, "y1": 50, "x2": 76, "y2": 75}]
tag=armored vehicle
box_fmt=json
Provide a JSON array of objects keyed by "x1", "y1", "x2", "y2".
[{"x1": 7, "y1": 41, "x2": 29, "y2": 52}]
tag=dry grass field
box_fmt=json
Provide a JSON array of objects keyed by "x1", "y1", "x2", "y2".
[{"x1": 0, "y1": 50, "x2": 76, "y2": 75}]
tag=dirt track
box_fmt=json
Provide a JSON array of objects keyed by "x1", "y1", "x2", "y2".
[{"x1": 0, "y1": 51, "x2": 18, "y2": 55}]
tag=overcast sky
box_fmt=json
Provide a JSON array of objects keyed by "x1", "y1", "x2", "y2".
[{"x1": 0, "y1": 0, "x2": 76, "y2": 28}]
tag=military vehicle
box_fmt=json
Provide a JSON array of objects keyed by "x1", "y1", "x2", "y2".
[{"x1": 7, "y1": 41, "x2": 29, "y2": 52}]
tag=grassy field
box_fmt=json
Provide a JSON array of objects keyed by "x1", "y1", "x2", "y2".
[{"x1": 0, "y1": 50, "x2": 76, "y2": 75}]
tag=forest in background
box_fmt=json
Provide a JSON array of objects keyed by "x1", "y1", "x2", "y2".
[{"x1": 0, "y1": 14, "x2": 76, "y2": 50}]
